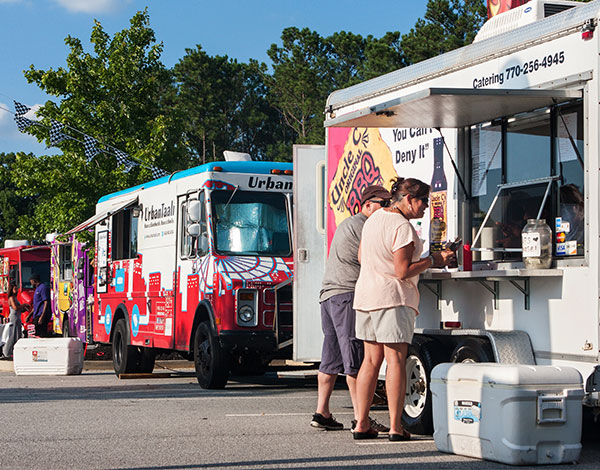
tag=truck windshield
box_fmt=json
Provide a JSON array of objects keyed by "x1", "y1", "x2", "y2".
[{"x1": 212, "y1": 190, "x2": 291, "y2": 257}]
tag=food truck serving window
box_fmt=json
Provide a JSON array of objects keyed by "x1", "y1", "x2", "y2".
[
  {"x1": 59, "y1": 245, "x2": 73, "y2": 281},
  {"x1": 111, "y1": 208, "x2": 139, "y2": 260},
  {"x1": 212, "y1": 190, "x2": 291, "y2": 257},
  {"x1": 469, "y1": 99, "x2": 584, "y2": 261}
]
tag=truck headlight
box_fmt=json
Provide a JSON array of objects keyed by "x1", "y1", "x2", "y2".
[
  {"x1": 236, "y1": 289, "x2": 258, "y2": 326},
  {"x1": 238, "y1": 305, "x2": 255, "y2": 324}
]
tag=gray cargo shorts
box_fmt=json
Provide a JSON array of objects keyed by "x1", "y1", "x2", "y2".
[{"x1": 318, "y1": 292, "x2": 364, "y2": 376}]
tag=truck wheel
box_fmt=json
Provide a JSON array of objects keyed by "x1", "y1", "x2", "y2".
[
  {"x1": 451, "y1": 337, "x2": 495, "y2": 363},
  {"x1": 112, "y1": 319, "x2": 140, "y2": 376},
  {"x1": 138, "y1": 347, "x2": 156, "y2": 373},
  {"x1": 402, "y1": 336, "x2": 445, "y2": 435},
  {"x1": 62, "y1": 319, "x2": 70, "y2": 338},
  {"x1": 194, "y1": 321, "x2": 229, "y2": 389}
]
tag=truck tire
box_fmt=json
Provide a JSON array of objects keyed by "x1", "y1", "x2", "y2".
[
  {"x1": 194, "y1": 321, "x2": 229, "y2": 389},
  {"x1": 112, "y1": 319, "x2": 140, "y2": 376},
  {"x1": 402, "y1": 336, "x2": 446, "y2": 435},
  {"x1": 138, "y1": 347, "x2": 156, "y2": 373},
  {"x1": 451, "y1": 337, "x2": 495, "y2": 363}
]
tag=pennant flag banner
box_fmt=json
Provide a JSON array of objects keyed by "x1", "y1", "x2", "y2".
[
  {"x1": 84, "y1": 135, "x2": 101, "y2": 160},
  {"x1": 14, "y1": 116, "x2": 34, "y2": 132},
  {"x1": 13, "y1": 101, "x2": 30, "y2": 116},
  {"x1": 151, "y1": 167, "x2": 169, "y2": 179},
  {"x1": 49, "y1": 120, "x2": 71, "y2": 146},
  {"x1": 113, "y1": 148, "x2": 137, "y2": 171}
]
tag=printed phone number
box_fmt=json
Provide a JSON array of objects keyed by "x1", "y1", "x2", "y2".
[{"x1": 505, "y1": 51, "x2": 565, "y2": 80}]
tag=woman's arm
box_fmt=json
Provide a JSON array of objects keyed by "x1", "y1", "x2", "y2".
[
  {"x1": 8, "y1": 297, "x2": 19, "y2": 311},
  {"x1": 394, "y1": 244, "x2": 455, "y2": 280}
]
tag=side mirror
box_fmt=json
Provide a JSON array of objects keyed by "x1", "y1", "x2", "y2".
[
  {"x1": 187, "y1": 200, "x2": 201, "y2": 223},
  {"x1": 187, "y1": 223, "x2": 201, "y2": 237},
  {"x1": 199, "y1": 234, "x2": 208, "y2": 253}
]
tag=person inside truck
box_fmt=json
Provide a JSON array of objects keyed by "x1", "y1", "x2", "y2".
[
  {"x1": 27, "y1": 273, "x2": 51, "y2": 337},
  {"x1": 310, "y1": 185, "x2": 392, "y2": 434},
  {"x1": 352, "y1": 177, "x2": 454, "y2": 441},
  {"x1": 559, "y1": 184, "x2": 584, "y2": 245}
]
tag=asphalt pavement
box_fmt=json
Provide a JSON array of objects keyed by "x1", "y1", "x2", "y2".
[{"x1": 0, "y1": 363, "x2": 599, "y2": 470}]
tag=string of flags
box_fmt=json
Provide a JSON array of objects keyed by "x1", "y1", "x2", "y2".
[{"x1": 11, "y1": 100, "x2": 170, "y2": 180}]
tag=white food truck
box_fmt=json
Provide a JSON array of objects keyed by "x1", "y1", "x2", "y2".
[{"x1": 293, "y1": 0, "x2": 600, "y2": 434}]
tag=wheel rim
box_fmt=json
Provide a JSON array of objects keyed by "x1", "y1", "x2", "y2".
[
  {"x1": 114, "y1": 329, "x2": 123, "y2": 368},
  {"x1": 196, "y1": 330, "x2": 212, "y2": 376},
  {"x1": 404, "y1": 354, "x2": 428, "y2": 418}
]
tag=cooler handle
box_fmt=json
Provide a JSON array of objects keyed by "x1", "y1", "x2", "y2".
[{"x1": 536, "y1": 393, "x2": 566, "y2": 424}]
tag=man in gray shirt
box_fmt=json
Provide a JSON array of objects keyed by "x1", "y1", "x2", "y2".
[{"x1": 311, "y1": 185, "x2": 392, "y2": 431}]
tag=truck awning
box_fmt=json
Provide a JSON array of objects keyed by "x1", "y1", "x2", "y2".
[
  {"x1": 325, "y1": 88, "x2": 582, "y2": 128},
  {"x1": 66, "y1": 194, "x2": 138, "y2": 235}
]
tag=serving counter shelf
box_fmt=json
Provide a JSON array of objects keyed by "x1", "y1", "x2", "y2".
[{"x1": 420, "y1": 268, "x2": 563, "y2": 310}]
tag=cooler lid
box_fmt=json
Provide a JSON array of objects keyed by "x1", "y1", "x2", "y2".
[{"x1": 432, "y1": 363, "x2": 583, "y2": 387}]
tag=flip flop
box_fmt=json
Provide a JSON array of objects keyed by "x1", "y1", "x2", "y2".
[
  {"x1": 388, "y1": 429, "x2": 411, "y2": 441},
  {"x1": 353, "y1": 428, "x2": 379, "y2": 440}
]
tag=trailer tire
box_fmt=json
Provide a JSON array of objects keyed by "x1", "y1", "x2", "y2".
[
  {"x1": 112, "y1": 319, "x2": 140, "y2": 376},
  {"x1": 194, "y1": 321, "x2": 229, "y2": 389},
  {"x1": 402, "y1": 336, "x2": 445, "y2": 436},
  {"x1": 451, "y1": 337, "x2": 495, "y2": 363}
]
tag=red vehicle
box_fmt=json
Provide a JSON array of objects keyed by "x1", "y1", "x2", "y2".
[
  {"x1": 0, "y1": 242, "x2": 51, "y2": 330},
  {"x1": 69, "y1": 160, "x2": 293, "y2": 388}
]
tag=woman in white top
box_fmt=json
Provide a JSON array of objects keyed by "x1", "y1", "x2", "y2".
[
  {"x1": 352, "y1": 177, "x2": 455, "y2": 441},
  {"x1": 3, "y1": 283, "x2": 24, "y2": 358}
]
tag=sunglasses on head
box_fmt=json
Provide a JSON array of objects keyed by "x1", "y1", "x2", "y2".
[{"x1": 369, "y1": 199, "x2": 390, "y2": 207}]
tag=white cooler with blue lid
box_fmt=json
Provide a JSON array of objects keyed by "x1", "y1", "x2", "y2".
[
  {"x1": 431, "y1": 363, "x2": 583, "y2": 465},
  {"x1": 13, "y1": 337, "x2": 84, "y2": 375}
]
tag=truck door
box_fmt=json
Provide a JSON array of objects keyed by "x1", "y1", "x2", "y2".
[{"x1": 293, "y1": 145, "x2": 326, "y2": 362}]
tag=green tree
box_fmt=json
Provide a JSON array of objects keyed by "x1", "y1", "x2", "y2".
[
  {"x1": 400, "y1": 0, "x2": 487, "y2": 65},
  {"x1": 14, "y1": 10, "x2": 187, "y2": 239},
  {"x1": 173, "y1": 48, "x2": 287, "y2": 161},
  {"x1": 0, "y1": 152, "x2": 36, "y2": 245},
  {"x1": 266, "y1": 28, "x2": 403, "y2": 148}
]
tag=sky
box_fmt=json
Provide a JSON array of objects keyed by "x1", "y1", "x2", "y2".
[{"x1": 0, "y1": 0, "x2": 430, "y2": 156}]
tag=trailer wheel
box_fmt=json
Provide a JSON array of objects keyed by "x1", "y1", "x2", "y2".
[
  {"x1": 138, "y1": 347, "x2": 156, "y2": 373},
  {"x1": 194, "y1": 321, "x2": 229, "y2": 389},
  {"x1": 451, "y1": 337, "x2": 495, "y2": 363},
  {"x1": 402, "y1": 336, "x2": 445, "y2": 435},
  {"x1": 112, "y1": 319, "x2": 140, "y2": 376}
]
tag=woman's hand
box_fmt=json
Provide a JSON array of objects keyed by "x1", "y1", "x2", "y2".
[{"x1": 432, "y1": 249, "x2": 456, "y2": 267}]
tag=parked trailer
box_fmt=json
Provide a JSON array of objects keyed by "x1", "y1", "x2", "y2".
[
  {"x1": 67, "y1": 160, "x2": 293, "y2": 388},
  {"x1": 49, "y1": 235, "x2": 94, "y2": 343},
  {"x1": 295, "y1": 0, "x2": 600, "y2": 435}
]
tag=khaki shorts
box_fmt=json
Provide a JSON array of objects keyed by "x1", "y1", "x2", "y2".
[{"x1": 355, "y1": 306, "x2": 416, "y2": 344}]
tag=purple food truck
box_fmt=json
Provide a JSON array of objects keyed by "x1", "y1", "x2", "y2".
[{"x1": 50, "y1": 234, "x2": 94, "y2": 343}]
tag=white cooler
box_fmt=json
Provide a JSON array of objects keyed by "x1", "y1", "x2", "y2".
[
  {"x1": 13, "y1": 338, "x2": 84, "y2": 375},
  {"x1": 431, "y1": 363, "x2": 583, "y2": 465}
]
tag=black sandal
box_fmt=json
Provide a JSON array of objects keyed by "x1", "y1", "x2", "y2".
[
  {"x1": 389, "y1": 429, "x2": 411, "y2": 441},
  {"x1": 353, "y1": 428, "x2": 379, "y2": 440}
]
